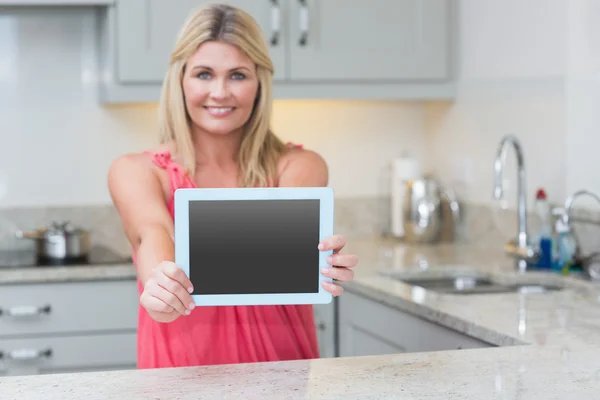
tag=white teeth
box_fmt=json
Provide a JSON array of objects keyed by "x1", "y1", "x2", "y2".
[{"x1": 206, "y1": 107, "x2": 234, "y2": 114}]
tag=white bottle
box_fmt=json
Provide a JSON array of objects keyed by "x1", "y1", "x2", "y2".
[{"x1": 390, "y1": 155, "x2": 421, "y2": 238}]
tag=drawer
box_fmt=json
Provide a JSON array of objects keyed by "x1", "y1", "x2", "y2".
[
  {"x1": 0, "y1": 279, "x2": 138, "y2": 338},
  {"x1": 0, "y1": 332, "x2": 137, "y2": 376}
]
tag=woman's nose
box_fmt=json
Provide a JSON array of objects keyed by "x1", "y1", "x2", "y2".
[{"x1": 209, "y1": 78, "x2": 230, "y2": 99}]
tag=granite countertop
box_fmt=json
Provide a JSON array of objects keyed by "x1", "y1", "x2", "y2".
[
  {"x1": 2, "y1": 235, "x2": 600, "y2": 398},
  {"x1": 0, "y1": 263, "x2": 136, "y2": 285}
]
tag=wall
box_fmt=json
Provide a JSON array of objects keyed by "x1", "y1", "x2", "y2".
[
  {"x1": 565, "y1": 0, "x2": 600, "y2": 207},
  {"x1": 424, "y1": 0, "x2": 600, "y2": 213},
  {"x1": 423, "y1": 0, "x2": 568, "y2": 213},
  {"x1": 0, "y1": 7, "x2": 425, "y2": 210}
]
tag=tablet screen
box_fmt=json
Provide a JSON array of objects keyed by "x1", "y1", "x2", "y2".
[{"x1": 188, "y1": 199, "x2": 321, "y2": 295}]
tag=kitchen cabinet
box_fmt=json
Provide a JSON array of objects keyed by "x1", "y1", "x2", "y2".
[
  {"x1": 0, "y1": 279, "x2": 138, "y2": 376},
  {"x1": 313, "y1": 301, "x2": 335, "y2": 358},
  {"x1": 97, "y1": 0, "x2": 456, "y2": 103},
  {"x1": 338, "y1": 291, "x2": 492, "y2": 357}
]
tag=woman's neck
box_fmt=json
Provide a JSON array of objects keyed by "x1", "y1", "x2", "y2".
[{"x1": 191, "y1": 126, "x2": 243, "y2": 168}]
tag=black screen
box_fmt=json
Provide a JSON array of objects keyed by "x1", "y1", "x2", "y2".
[{"x1": 188, "y1": 199, "x2": 321, "y2": 295}]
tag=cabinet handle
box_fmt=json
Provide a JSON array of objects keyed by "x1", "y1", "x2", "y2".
[
  {"x1": 0, "y1": 304, "x2": 51, "y2": 318},
  {"x1": 269, "y1": 0, "x2": 280, "y2": 46},
  {"x1": 0, "y1": 348, "x2": 52, "y2": 361},
  {"x1": 298, "y1": 0, "x2": 309, "y2": 46}
]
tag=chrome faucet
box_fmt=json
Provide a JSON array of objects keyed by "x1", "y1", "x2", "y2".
[
  {"x1": 561, "y1": 189, "x2": 600, "y2": 226},
  {"x1": 493, "y1": 134, "x2": 537, "y2": 272},
  {"x1": 555, "y1": 189, "x2": 600, "y2": 258}
]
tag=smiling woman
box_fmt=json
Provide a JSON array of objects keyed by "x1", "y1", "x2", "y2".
[{"x1": 107, "y1": 3, "x2": 358, "y2": 370}]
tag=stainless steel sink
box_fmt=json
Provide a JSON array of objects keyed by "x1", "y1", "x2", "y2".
[{"x1": 380, "y1": 271, "x2": 566, "y2": 295}]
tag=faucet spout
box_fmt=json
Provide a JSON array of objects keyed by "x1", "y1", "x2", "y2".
[
  {"x1": 493, "y1": 134, "x2": 534, "y2": 272},
  {"x1": 562, "y1": 190, "x2": 600, "y2": 226}
]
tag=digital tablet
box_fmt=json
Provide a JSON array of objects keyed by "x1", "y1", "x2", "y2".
[{"x1": 173, "y1": 187, "x2": 334, "y2": 306}]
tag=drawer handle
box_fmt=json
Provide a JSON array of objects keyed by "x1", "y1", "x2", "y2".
[
  {"x1": 0, "y1": 304, "x2": 51, "y2": 318},
  {"x1": 0, "y1": 348, "x2": 53, "y2": 361}
]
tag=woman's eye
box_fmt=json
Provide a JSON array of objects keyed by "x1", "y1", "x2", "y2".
[
  {"x1": 197, "y1": 71, "x2": 211, "y2": 79},
  {"x1": 232, "y1": 72, "x2": 245, "y2": 80}
]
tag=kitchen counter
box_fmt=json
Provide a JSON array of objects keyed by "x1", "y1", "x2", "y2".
[
  {"x1": 2, "y1": 343, "x2": 598, "y2": 399},
  {"x1": 0, "y1": 263, "x2": 136, "y2": 284},
  {"x1": 2, "y1": 235, "x2": 600, "y2": 398}
]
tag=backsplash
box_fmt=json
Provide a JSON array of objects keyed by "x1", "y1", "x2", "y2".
[
  {"x1": 0, "y1": 198, "x2": 390, "y2": 254},
  {"x1": 2, "y1": 199, "x2": 599, "y2": 263}
]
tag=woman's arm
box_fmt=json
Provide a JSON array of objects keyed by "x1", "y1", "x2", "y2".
[{"x1": 108, "y1": 154, "x2": 195, "y2": 323}]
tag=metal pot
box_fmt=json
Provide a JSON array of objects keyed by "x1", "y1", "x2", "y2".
[
  {"x1": 15, "y1": 221, "x2": 91, "y2": 260},
  {"x1": 402, "y1": 178, "x2": 460, "y2": 243}
]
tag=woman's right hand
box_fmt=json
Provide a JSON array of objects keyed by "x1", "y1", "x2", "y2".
[{"x1": 140, "y1": 261, "x2": 196, "y2": 323}]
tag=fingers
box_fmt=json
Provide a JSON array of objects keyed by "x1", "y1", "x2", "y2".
[
  {"x1": 322, "y1": 281, "x2": 344, "y2": 296},
  {"x1": 321, "y1": 266, "x2": 354, "y2": 282},
  {"x1": 140, "y1": 289, "x2": 176, "y2": 314},
  {"x1": 326, "y1": 253, "x2": 358, "y2": 269},
  {"x1": 318, "y1": 234, "x2": 346, "y2": 253},
  {"x1": 141, "y1": 261, "x2": 196, "y2": 318},
  {"x1": 161, "y1": 262, "x2": 194, "y2": 293},
  {"x1": 156, "y1": 272, "x2": 195, "y2": 314},
  {"x1": 145, "y1": 279, "x2": 190, "y2": 316},
  {"x1": 319, "y1": 235, "x2": 358, "y2": 293}
]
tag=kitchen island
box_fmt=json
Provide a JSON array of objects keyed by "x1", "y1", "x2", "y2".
[
  {"x1": 1, "y1": 342, "x2": 598, "y2": 399},
  {"x1": 2, "y1": 235, "x2": 600, "y2": 398}
]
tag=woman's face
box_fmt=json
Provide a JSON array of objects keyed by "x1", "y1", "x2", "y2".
[{"x1": 182, "y1": 41, "x2": 259, "y2": 137}]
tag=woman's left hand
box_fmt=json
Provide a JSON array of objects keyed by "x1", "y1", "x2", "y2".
[{"x1": 319, "y1": 234, "x2": 358, "y2": 296}]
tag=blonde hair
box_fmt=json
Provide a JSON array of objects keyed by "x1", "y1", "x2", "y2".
[{"x1": 157, "y1": 3, "x2": 286, "y2": 187}]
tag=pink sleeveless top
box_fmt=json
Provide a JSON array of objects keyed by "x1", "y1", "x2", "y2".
[{"x1": 133, "y1": 144, "x2": 320, "y2": 369}]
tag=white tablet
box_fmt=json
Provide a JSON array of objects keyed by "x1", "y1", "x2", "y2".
[{"x1": 173, "y1": 187, "x2": 334, "y2": 306}]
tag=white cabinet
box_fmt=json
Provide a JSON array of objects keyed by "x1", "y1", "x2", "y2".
[
  {"x1": 313, "y1": 301, "x2": 335, "y2": 358},
  {"x1": 338, "y1": 291, "x2": 492, "y2": 357},
  {"x1": 97, "y1": 0, "x2": 455, "y2": 103},
  {"x1": 0, "y1": 279, "x2": 138, "y2": 376}
]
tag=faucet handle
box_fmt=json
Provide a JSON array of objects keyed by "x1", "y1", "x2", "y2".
[{"x1": 504, "y1": 239, "x2": 539, "y2": 262}]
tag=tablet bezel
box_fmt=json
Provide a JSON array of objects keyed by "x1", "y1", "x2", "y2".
[{"x1": 173, "y1": 187, "x2": 334, "y2": 306}]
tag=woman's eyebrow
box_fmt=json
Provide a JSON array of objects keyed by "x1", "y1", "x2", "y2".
[{"x1": 190, "y1": 65, "x2": 252, "y2": 72}]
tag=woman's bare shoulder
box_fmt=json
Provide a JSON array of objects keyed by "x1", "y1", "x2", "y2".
[
  {"x1": 110, "y1": 142, "x2": 173, "y2": 169},
  {"x1": 107, "y1": 144, "x2": 174, "y2": 198},
  {"x1": 277, "y1": 144, "x2": 328, "y2": 187}
]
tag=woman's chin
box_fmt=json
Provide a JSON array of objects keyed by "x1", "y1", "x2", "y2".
[{"x1": 197, "y1": 122, "x2": 243, "y2": 137}]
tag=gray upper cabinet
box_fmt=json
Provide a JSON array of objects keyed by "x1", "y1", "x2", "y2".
[
  {"x1": 114, "y1": 0, "x2": 286, "y2": 84},
  {"x1": 287, "y1": 0, "x2": 450, "y2": 81},
  {"x1": 98, "y1": 0, "x2": 455, "y2": 103}
]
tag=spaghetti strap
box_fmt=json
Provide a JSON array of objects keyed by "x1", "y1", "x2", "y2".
[
  {"x1": 143, "y1": 150, "x2": 194, "y2": 194},
  {"x1": 286, "y1": 141, "x2": 303, "y2": 149}
]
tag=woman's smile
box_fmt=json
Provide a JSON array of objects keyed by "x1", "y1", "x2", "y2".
[{"x1": 203, "y1": 106, "x2": 237, "y2": 118}]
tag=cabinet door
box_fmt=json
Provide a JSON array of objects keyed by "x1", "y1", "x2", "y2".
[
  {"x1": 339, "y1": 291, "x2": 418, "y2": 357},
  {"x1": 0, "y1": 280, "x2": 138, "y2": 338},
  {"x1": 339, "y1": 291, "x2": 491, "y2": 358},
  {"x1": 114, "y1": 0, "x2": 286, "y2": 83},
  {"x1": 287, "y1": 0, "x2": 451, "y2": 81},
  {"x1": 313, "y1": 302, "x2": 335, "y2": 358},
  {"x1": 0, "y1": 333, "x2": 136, "y2": 377}
]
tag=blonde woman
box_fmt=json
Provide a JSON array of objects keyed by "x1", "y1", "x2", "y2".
[{"x1": 108, "y1": 4, "x2": 358, "y2": 369}]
